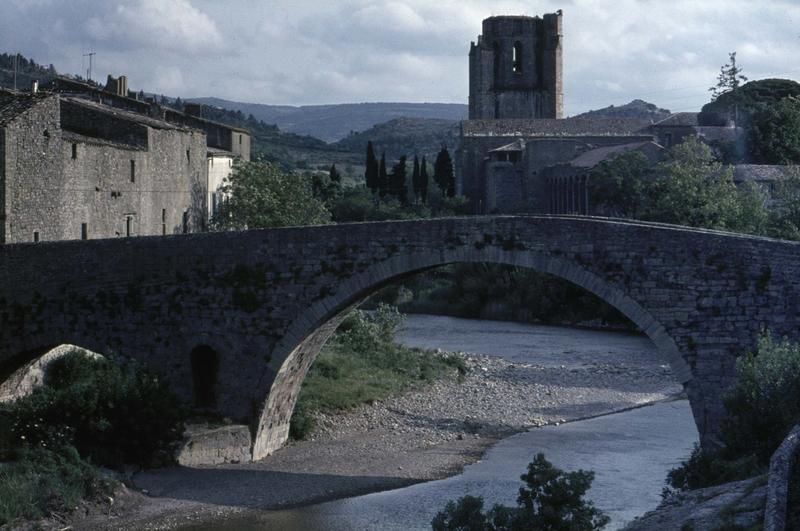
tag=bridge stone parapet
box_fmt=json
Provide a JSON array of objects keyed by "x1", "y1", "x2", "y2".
[{"x1": 1, "y1": 216, "x2": 799, "y2": 461}]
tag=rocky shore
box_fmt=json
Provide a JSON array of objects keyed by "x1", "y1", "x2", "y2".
[{"x1": 66, "y1": 347, "x2": 681, "y2": 530}]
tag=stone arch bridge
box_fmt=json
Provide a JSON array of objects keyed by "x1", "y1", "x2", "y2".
[{"x1": 1, "y1": 216, "x2": 799, "y2": 461}]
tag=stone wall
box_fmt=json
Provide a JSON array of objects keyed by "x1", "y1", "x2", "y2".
[
  {"x1": 2, "y1": 97, "x2": 207, "y2": 243},
  {"x1": 3, "y1": 96, "x2": 63, "y2": 243},
  {"x1": 1, "y1": 216, "x2": 800, "y2": 460}
]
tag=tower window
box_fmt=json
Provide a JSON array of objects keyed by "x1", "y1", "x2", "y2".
[
  {"x1": 130, "y1": 160, "x2": 135, "y2": 183},
  {"x1": 182, "y1": 211, "x2": 189, "y2": 234},
  {"x1": 126, "y1": 216, "x2": 132, "y2": 237},
  {"x1": 81, "y1": 223, "x2": 88, "y2": 240},
  {"x1": 186, "y1": 149, "x2": 191, "y2": 163},
  {"x1": 238, "y1": 134, "x2": 242, "y2": 146},
  {"x1": 71, "y1": 143, "x2": 77, "y2": 159},
  {"x1": 512, "y1": 41, "x2": 523, "y2": 73},
  {"x1": 33, "y1": 231, "x2": 40, "y2": 243}
]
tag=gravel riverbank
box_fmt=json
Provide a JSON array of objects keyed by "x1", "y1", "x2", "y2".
[{"x1": 70, "y1": 347, "x2": 681, "y2": 530}]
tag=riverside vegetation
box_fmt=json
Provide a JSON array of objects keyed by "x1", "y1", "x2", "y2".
[
  {"x1": 289, "y1": 304, "x2": 467, "y2": 440},
  {"x1": 0, "y1": 352, "x2": 185, "y2": 526}
]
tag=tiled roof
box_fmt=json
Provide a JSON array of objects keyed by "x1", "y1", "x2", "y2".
[
  {"x1": 652, "y1": 112, "x2": 700, "y2": 127},
  {"x1": 733, "y1": 164, "x2": 798, "y2": 182},
  {"x1": 569, "y1": 141, "x2": 660, "y2": 168},
  {"x1": 461, "y1": 117, "x2": 653, "y2": 137},
  {"x1": 0, "y1": 91, "x2": 53, "y2": 126},
  {"x1": 62, "y1": 97, "x2": 191, "y2": 132}
]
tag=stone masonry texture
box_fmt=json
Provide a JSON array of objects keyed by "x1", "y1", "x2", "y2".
[{"x1": 1, "y1": 216, "x2": 798, "y2": 461}]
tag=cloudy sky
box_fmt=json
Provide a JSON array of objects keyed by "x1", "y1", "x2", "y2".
[{"x1": 2, "y1": 0, "x2": 799, "y2": 115}]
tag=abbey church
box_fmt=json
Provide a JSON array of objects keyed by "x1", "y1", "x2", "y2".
[{"x1": 457, "y1": 11, "x2": 740, "y2": 214}]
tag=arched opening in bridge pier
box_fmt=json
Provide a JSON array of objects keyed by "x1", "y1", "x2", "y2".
[
  {"x1": 0, "y1": 344, "x2": 104, "y2": 403},
  {"x1": 191, "y1": 345, "x2": 219, "y2": 409},
  {"x1": 254, "y1": 246, "x2": 699, "y2": 462}
]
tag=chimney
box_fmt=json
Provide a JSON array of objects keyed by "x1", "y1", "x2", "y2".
[
  {"x1": 31, "y1": 79, "x2": 39, "y2": 94},
  {"x1": 119, "y1": 75, "x2": 128, "y2": 96}
]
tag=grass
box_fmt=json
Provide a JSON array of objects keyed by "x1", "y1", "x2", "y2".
[
  {"x1": 0, "y1": 446, "x2": 114, "y2": 526},
  {"x1": 290, "y1": 305, "x2": 467, "y2": 439}
]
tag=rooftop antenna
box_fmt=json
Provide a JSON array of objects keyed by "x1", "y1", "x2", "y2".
[{"x1": 82, "y1": 51, "x2": 96, "y2": 82}]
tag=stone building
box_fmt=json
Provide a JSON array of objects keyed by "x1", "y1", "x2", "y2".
[
  {"x1": 469, "y1": 13, "x2": 563, "y2": 120},
  {"x1": 0, "y1": 88, "x2": 207, "y2": 243},
  {"x1": 0, "y1": 76, "x2": 250, "y2": 244},
  {"x1": 457, "y1": 12, "x2": 741, "y2": 214}
]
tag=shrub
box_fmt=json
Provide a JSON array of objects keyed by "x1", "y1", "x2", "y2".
[
  {"x1": 668, "y1": 333, "x2": 800, "y2": 490},
  {"x1": 1, "y1": 350, "x2": 186, "y2": 469},
  {"x1": 432, "y1": 453, "x2": 610, "y2": 531}
]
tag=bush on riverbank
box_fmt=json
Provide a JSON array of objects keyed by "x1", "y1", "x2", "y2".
[
  {"x1": 0, "y1": 350, "x2": 186, "y2": 526},
  {"x1": 668, "y1": 334, "x2": 800, "y2": 491},
  {"x1": 290, "y1": 304, "x2": 467, "y2": 440},
  {"x1": 431, "y1": 453, "x2": 610, "y2": 531}
]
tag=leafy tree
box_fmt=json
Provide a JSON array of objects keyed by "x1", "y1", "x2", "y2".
[
  {"x1": 749, "y1": 97, "x2": 800, "y2": 164},
  {"x1": 709, "y1": 51, "x2": 748, "y2": 102},
  {"x1": 365, "y1": 141, "x2": 379, "y2": 193},
  {"x1": 765, "y1": 168, "x2": 800, "y2": 240},
  {"x1": 432, "y1": 453, "x2": 609, "y2": 531},
  {"x1": 587, "y1": 151, "x2": 651, "y2": 218},
  {"x1": 329, "y1": 163, "x2": 342, "y2": 183},
  {"x1": 434, "y1": 146, "x2": 455, "y2": 197},
  {"x1": 699, "y1": 78, "x2": 800, "y2": 127},
  {"x1": 644, "y1": 137, "x2": 760, "y2": 231},
  {"x1": 420, "y1": 155, "x2": 430, "y2": 203},
  {"x1": 378, "y1": 152, "x2": 389, "y2": 198},
  {"x1": 390, "y1": 155, "x2": 409, "y2": 205},
  {"x1": 211, "y1": 159, "x2": 331, "y2": 230}
]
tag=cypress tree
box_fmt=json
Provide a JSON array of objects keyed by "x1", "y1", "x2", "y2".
[
  {"x1": 434, "y1": 146, "x2": 455, "y2": 197},
  {"x1": 412, "y1": 155, "x2": 421, "y2": 202},
  {"x1": 329, "y1": 164, "x2": 341, "y2": 183},
  {"x1": 391, "y1": 155, "x2": 408, "y2": 205},
  {"x1": 378, "y1": 152, "x2": 389, "y2": 198},
  {"x1": 365, "y1": 141, "x2": 379, "y2": 193},
  {"x1": 420, "y1": 155, "x2": 429, "y2": 203}
]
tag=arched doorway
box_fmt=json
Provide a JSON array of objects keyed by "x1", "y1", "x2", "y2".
[{"x1": 191, "y1": 345, "x2": 219, "y2": 409}]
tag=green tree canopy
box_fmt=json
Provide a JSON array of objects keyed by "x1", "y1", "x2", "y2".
[
  {"x1": 419, "y1": 155, "x2": 429, "y2": 203},
  {"x1": 587, "y1": 150, "x2": 651, "y2": 218},
  {"x1": 211, "y1": 159, "x2": 331, "y2": 230},
  {"x1": 749, "y1": 97, "x2": 800, "y2": 165},
  {"x1": 431, "y1": 453, "x2": 609, "y2": 531},
  {"x1": 390, "y1": 155, "x2": 408, "y2": 205},
  {"x1": 645, "y1": 136, "x2": 766, "y2": 232},
  {"x1": 699, "y1": 78, "x2": 800, "y2": 126}
]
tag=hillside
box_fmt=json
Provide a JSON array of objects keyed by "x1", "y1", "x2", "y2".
[
  {"x1": 333, "y1": 117, "x2": 459, "y2": 161},
  {"x1": 575, "y1": 99, "x2": 671, "y2": 121},
  {"x1": 188, "y1": 98, "x2": 467, "y2": 142}
]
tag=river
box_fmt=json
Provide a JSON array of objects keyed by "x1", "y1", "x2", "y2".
[{"x1": 186, "y1": 315, "x2": 698, "y2": 530}]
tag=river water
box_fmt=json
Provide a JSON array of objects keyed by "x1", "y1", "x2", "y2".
[{"x1": 188, "y1": 315, "x2": 699, "y2": 530}]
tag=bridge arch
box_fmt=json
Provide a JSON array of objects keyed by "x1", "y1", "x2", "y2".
[{"x1": 253, "y1": 246, "x2": 692, "y2": 460}]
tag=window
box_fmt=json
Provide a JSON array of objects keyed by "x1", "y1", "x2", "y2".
[
  {"x1": 130, "y1": 160, "x2": 135, "y2": 183},
  {"x1": 126, "y1": 216, "x2": 132, "y2": 237},
  {"x1": 664, "y1": 132, "x2": 673, "y2": 148},
  {"x1": 238, "y1": 134, "x2": 242, "y2": 146},
  {"x1": 182, "y1": 211, "x2": 188, "y2": 234},
  {"x1": 71, "y1": 143, "x2": 77, "y2": 159},
  {"x1": 81, "y1": 223, "x2": 88, "y2": 240},
  {"x1": 33, "y1": 231, "x2": 39, "y2": 243},
  {"x1": 186, "y1": 149, "x2": 191, "y2": 163},
  {"x1": 161, "y1": 208, "x2": 167, "y2": 235},
  {"x1": 512, "y1": 41, "x2": 523, "y2": 73}
]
